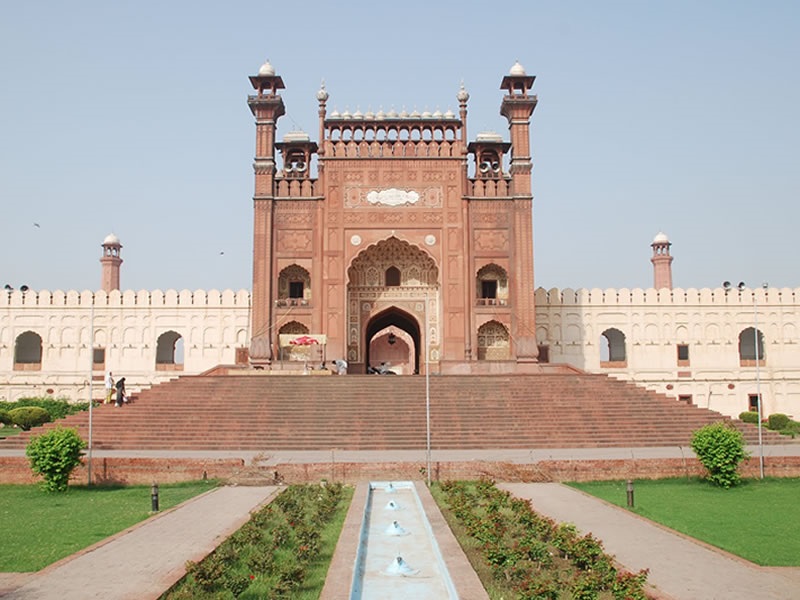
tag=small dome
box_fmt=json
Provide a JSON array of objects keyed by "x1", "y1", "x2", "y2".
[
  {"x1": 258, "y1": 59, "x2": 275, "y2": 77},
  {"x1": 103, "y1": 233, "x2": 121, "y2": 246},
  {"x1": 444, "y1": 109, "x2": 455, "y2": 119},
  {"x1": 316, "y1": 80, "x2": 329, "y2": 102},
  {"x1": 652, "y1": 231, "x2": 670, "y2": 244},
  {"x1": 456, "y1": 82, "x2": 470, "y2": 103},
  {"x1": 509, "y1": 60, "x2": 526, "y2": 76}
]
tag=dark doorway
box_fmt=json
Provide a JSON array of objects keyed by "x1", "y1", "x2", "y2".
[{"x1": 365, "y1": 307, "x2": 421, "y2": 374}]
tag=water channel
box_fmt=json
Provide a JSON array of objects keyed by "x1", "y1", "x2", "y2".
[{"x1": 349, "y1": 481, "x2": 459, "y2": 599}]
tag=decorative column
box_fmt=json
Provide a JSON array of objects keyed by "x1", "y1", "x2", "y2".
[
  {"x1": 500, "y1": 61, "x2": 539, "y2": 362},
  {"x1": 247, "y1": 60, "x2": 286, "y2": 364}
]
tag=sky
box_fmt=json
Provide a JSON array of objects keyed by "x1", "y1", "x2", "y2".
[{"x1": 1, "y1": 1, "x2": 798, "y2": 293}]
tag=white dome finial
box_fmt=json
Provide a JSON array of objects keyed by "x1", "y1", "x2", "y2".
[
  {"x1": 102, "y1": 233, "x2": 121, "y2": 246},
  {"x1": 258, "y1": 59, "x2": 275, "y2": 76},
  {"x1": 510, "y1": 60, "x2": 526, "y2": 76},
  {"x1": 317, "y1": 79, "x2": 329, "y2": 102}
]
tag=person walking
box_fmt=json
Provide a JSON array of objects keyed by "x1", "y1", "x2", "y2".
[
  {"x1": 104, "y1": 371, "x2": 114, "y2": 404},
  {"x1": 114, "y1": 377, "x2": 126, "y2": 407}
]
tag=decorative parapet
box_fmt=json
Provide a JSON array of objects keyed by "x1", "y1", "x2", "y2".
[
  {"x1": 0, "y1": 289, "x2": 251, "y2": 308},
  {"x1": 534, "y1": 287, "x2": 799, "y2": 306}
]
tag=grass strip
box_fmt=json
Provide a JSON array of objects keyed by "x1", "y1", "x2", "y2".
[
  {"x1": 568, "y1": 477, "x2": 800, "y2": 566},
  {"x1": 0, "y1": 480, "x2": 218, "y2": 572}
]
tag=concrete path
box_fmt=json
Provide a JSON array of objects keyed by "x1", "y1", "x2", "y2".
[
  {"x1": 0, "y1": 485, "x2": 277, "y2": 600},
  {"x1": 501, "y1": 483, "x2": 800, "y2": 600}
]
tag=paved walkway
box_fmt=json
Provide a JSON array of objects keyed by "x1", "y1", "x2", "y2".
[
  {"x1": 502, "y1": 483, "x2": 800, "y2": 600},
  {"x1": 0, "y1": 486, "x2": 277, "y2": 600}
]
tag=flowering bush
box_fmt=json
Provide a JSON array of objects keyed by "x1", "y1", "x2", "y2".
[{"x1": 437, "y1": 479, "x2": 652, "y2": 599}]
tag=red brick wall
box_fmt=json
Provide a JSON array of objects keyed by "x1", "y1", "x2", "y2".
[{"x1": 2, "y1": 455, "x2": 799, "y2": 486}]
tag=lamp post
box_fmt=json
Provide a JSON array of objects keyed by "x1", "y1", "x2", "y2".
[
  {"x1": 425, "y1": 290, "x2": 431, "y2": 486},
  {"x1": 723, "y1": 280, "x2": 767, "y2": 479},
  {"x1": 87, "y1": 297, "x2": 95, "y2": 485}
]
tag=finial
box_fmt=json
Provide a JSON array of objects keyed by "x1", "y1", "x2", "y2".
[
  {"x1": 317, "y1": 79, "x2": 329, "y2": 102},
  {"x1": 457, "y1": 80, "x2": 470, "y2": 103}
]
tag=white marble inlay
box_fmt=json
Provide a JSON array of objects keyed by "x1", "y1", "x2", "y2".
[{"x1": 366, "y1": 188, "x2": 420, "y2": 206}]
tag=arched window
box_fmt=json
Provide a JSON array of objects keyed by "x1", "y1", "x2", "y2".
[
  {"x1": 476, "y1": 264, "x2": 508, "y2": 305},
  {"x1": 277, "y1": 265, "x2": 311, "y2": 306},
  {"x1": 156, "y1": 331, "x2": 184, "y2": 369},
  {"x1": 385, "y1": 266, "x2": 401, "y2": 287},
  {"x1": 477, "y1": 320, "x2": 510, "y2": 360},
  {"x1": 739, "y1": 327, "x2": 765, "y2": 363},
  {"x1": 600, "y1": 328, "x2": 626, "y2": 365},
  {"x1": 14, "y1": 331, "x2": 42, "y2": 367}
]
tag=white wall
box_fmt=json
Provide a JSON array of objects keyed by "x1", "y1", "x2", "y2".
[{"x1": 535, "y1": 286, "x2": 800, "y2": 418}]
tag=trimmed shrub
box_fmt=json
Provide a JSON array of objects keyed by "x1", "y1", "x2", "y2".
[
  {"x1": 0, "y1": 409, "x2": 10, "y2": 425},
  {"x1": 9, "y1": 407, "x2": 51, "y2": 431},
  {"x1": 0, "y1": 397, "x2": 88, "y2": 421},
  {"x1": 691, "y1": 422, "x2": 749, "y2": 488},
  {"x1": 26, "y1": 427, "x2": 87, "y2": 492},
  {"x1": 767, "y1": 413, "x2": 790, "y2": 431},
  {"x1": 739, "y1": 411, "x2": 759, "y2": 424}
]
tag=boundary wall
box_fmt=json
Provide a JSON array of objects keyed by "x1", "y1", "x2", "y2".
[{"x1": 2, "y1": 286, "x2": 799, "y2": 419}]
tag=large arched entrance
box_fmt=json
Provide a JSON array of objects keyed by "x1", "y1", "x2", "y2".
[
  {"x1": 365, "y1": 307, "x2": 420, "y2": 374},
  {"x1": 347, "y1": 236, "x2": 439, "y2": 373}
]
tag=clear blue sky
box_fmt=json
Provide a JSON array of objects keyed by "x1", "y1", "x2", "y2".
[{"x1": 1, "y1": 1, "x2": 798, "y2": 292}]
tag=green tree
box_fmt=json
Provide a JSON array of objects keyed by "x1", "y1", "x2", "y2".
[
  {"x1": 26, "y1": 427, "x2": 87, "y2": 492},
  {"x1": 690, "y1": 422, "x2": 749, "y2": 488}
]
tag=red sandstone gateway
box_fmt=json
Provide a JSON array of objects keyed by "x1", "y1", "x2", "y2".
[{"x1": 247, "y1": 60, "x2": 540, "y2": 375}]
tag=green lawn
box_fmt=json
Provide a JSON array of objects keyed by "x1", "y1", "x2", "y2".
[
  {"x1": 568, "y1": 477, "x2": 800, "y2": 566},
  {"x1": 0, "y1": 481, "x2": 217, "y2": 572}
]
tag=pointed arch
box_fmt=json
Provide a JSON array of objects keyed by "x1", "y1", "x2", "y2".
[
  {"x1": 477, "y1": 320, "x2": 510, "y2": 360},
  {"x1": 14, "y1": 331, "x2": 42, "y2": 368}
]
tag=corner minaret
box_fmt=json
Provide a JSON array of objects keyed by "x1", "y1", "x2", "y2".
[
  {"x1": 651, "y1": 232, "x2": 673, "y2": 289},
  {"x1": 100, "y1": 233, "x2": 122, "y2": 292},
  {"x1": 499, "y1": 61, "x2": 539, "y2": 363},
  {"x1": 248, "y1": 59, "x2": 286, "y2": 364}
]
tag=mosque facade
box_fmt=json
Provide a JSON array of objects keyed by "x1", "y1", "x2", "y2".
[{"x1": 1, "y1": 62, "x2": 798, "y2": 420}]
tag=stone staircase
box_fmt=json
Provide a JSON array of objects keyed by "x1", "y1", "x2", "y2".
[{"x1": 0, "y1": 373, "x2": 789, "y2": 450}]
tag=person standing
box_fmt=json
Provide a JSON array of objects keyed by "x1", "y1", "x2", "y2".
[
  {"x1": 104, "y1": 371, "x2": 114, "y2": 404},
  {"x1": 114, "y1": 377, "x2": 126, "y2": 407}
]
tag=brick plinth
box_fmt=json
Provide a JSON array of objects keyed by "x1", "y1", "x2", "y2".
[{"x1": 2, "y1": 455, "x2": 799, "y2": 486}]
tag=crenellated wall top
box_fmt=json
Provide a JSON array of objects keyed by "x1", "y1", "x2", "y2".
[
  {"x1": 534, "y1": 287, "x2": 800, "y2": 307},
  {"x1": 1, "y1": 289, "x2": 251, "y2": 308}
]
